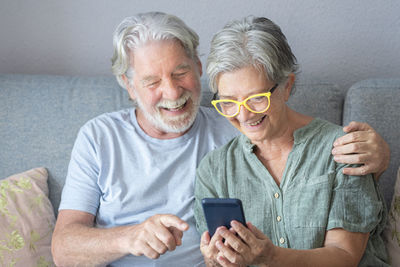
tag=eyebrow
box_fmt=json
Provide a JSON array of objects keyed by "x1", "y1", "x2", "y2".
[
  {"x1": 140, "y1": 64, "x2": 192, "y2": 86},
  {"x1": 174, "y1": 63, "x2": 191, "y2": 72},
  {"x1": 218, "y1": 88, "x2": 265, "y2": 99}
]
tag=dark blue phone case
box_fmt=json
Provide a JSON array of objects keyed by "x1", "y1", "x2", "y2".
[{"x1": 201, "y1": 198, "x2": 246, "y2": 237}]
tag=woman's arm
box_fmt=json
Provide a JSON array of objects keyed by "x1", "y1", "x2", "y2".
[{"x1": 207, "y1": 221, "x2": 368, "y2": 267}]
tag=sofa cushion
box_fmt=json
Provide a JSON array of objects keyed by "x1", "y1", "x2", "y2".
[
  {"x1": 383, "y1": 167, "x2": 400, "y2": 265},
  {"x1": 343, "y1": 78, "x2": 400, "y2": 208},
  {"x1": 0, "y1": 167, "x2": 55, "y2": 266},
  {"x1": 287, "y1": 83, "x2": 345, "y2": 125}
]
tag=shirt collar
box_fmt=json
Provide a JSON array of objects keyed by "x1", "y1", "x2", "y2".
[{"x1": 240, "y1": 118, "x2": 323, "y2": 152}]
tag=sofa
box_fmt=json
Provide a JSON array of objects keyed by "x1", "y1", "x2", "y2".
[{"x1": 0, "y1": 74, "x2": 399, "y2": 264}]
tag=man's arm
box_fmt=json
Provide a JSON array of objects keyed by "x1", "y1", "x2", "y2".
[
  {"x1": 332, "y1": 121, "x2": 390, "y2": 179},
  {"x1": 52, "y1": 210, "x2": 189, "y2": 266}
]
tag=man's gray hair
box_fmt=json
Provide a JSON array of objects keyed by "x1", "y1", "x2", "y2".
[
  {"x1": 207, "y1": 16, "x2": 299, "y2": 93},
  {"x1": 111, "y1": 12, "x2": 200, "y2": 89}
]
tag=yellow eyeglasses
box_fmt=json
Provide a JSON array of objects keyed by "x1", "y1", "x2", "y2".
[{"x1": 211, "y1": 84, "x2": 278, "y2": 118}]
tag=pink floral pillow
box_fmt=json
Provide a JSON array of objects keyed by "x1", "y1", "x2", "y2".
[
  {"x1": 0, "y1": 167, "x2": 55, "y2": 266},
  {"x1": 384, "y1": 167, "x2": 400, "y2": 265}
]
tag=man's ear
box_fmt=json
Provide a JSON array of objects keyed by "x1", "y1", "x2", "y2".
[
  {"x1": 195, "y1": 56, "x2": 203, "y2": 77},
  {"x1": 284, "y1": 73, "x2": 295, "y2": 102},
  {"x1": 122, "y1": 74, "x2": 136, "y2": 100}
]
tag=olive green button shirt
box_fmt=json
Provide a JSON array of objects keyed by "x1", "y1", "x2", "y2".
[{"x1": 194, "y1": 118, "x2": 388, "y2": 266}]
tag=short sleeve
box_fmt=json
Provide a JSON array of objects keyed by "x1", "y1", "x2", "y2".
[
  {"x1": 327, "y1": 165, "x2": 384, "y2": 233},
  {"x1": 58, "y1": 123, "x2": 102, "y2": 215}
]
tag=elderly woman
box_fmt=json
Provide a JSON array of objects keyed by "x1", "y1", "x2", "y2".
[{"x1": 194, "y1": 16, "x2": 388, "y2": 267}]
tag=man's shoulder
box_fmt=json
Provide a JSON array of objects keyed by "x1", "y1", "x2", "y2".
[
  {"x1": 81, "y1": 108, "x2": 133, "y2": 132},
  {"x1": 197, "y1": 107, "x2": 240, "y2": 144},
  {"x1": 198, "y1": 107, "x2": 238, "y2": 133}
]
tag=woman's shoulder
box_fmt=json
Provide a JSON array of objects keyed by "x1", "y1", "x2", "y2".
[{"x1": 295, "y1": 118, "x2": 344, "y2": 144}]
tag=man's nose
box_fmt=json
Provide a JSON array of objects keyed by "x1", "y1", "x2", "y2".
[{"x1": 161, "y1": 78, "x2": 182, "y2": 100}]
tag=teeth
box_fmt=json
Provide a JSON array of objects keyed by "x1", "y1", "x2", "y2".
[
  {"x1": 166, "y1": 104, "x2": 185, "y2": 110},
  {"x1": 247, "y1": 117, "x2": 263, "y2": 126},
  {"x1": 158, "y1": 92, "x2": 190, "y2": 110}
]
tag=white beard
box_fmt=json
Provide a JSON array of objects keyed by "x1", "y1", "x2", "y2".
[{"x1": 135, "y1": 90, "x2": 201, "y2": 133}]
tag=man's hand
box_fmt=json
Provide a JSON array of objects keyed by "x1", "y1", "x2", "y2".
[
  {"x1": 52, "y1": 211, "x2": 188, "y2": 266},
  {"x1": 332, "y1": 121, "x2": 390, "y2": 179},
  {"x1": 124, "y1": 214, "x2": 189, "y2": 259}
]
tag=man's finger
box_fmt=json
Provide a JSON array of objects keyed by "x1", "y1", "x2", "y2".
[
  {"x1": 333, "y1": 153, "x2": 368, "y2": 165},
  {"x1": 342, "y1": 166, "x2": 369, "y2": 176},
  {"x1": 342, "y1": 121, "x2": 371, "y2": 133},
  {"x1": 159, "y1": 215, "x2": 189, "y2": 231},
  {"x1": 152, "y1": 226, "x2": 180, "y2": 251},
  {"x1": 332, "y1": 142, "x2": 369, "y2": 155},
  {"x1": 169, "y1": 226, "x2": 184, "y2": 246},
  {"x1": 145, "y1": 233, "x2": 169, "y2": 254},
  {"x1": 333, "y1": 131, "x2": 369, "y2": 146},
  {"x1": 141, "y1": 243, "x2": 161, "y2": 259}
]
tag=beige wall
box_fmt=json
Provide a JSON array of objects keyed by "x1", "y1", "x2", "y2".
[{"x1": 0, "y1": 0, "x2": 399, "y2": 89}]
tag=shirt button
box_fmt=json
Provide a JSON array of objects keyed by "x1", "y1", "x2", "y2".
[
  {"x1": 277, "y1": 216, "x2": 281, "y2": 222},
  {"x1": 274, "y1": 192, "x2": 280, "y2": 199},
  {"x1": 279, "y1": 237, "x2": 285, "y2": 244}
]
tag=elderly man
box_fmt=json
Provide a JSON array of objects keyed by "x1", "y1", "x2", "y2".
[{"x1": 51, "y1": 12, "x2": 390, "y2": 266}]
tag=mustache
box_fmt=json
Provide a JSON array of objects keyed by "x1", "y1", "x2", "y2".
[{"x1": 156, "y1": 91, "x2": 192, "y2": 108}]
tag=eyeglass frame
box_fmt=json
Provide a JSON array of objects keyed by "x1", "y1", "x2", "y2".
[{"x1": 211, "y1": 83, "x2": 279, "y2": 118}]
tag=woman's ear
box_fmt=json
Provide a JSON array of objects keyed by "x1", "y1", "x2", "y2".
[
  {"x1": 122, "y1": 74, "x2": 136, "y2": 100},
  {"x1": 284, "y1": 73, "x2": 295, "y2": 102}
]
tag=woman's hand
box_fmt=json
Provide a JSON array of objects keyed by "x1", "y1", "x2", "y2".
[
  {"x1": 200, "y1": 230, "x2": 228, "y2": 266},
  {"x1": 209, "y1": 221, "x2": 276, "y2": 266}
]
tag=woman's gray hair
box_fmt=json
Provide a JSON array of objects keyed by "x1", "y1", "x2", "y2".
[
  {"x1": 207, "y1": 16, "x2": 299, "y2": 93},
  {"x1": 111, "y1": 12, "x2": 199, "y2": 89}
]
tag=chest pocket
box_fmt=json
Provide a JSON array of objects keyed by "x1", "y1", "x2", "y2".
[{"x1": 284, "y1": 173, "x2": 334, "y2": 228}]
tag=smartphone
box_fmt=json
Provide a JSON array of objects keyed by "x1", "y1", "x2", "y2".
[{"x1": 201, "y1": 198, "x2": 246, "y2": 237}]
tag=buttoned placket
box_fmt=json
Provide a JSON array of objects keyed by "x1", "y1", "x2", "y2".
[
  {"x1": 247, "y1": 142, "x2": 290, "y2": 248},
  {"x1": 272, "y1": 189, "x2": 288, "y2": 248}
]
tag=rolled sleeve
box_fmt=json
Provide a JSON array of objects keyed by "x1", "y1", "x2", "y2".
[{"x1": 327, "y1": 170, "x2": 384, "y2": 234}]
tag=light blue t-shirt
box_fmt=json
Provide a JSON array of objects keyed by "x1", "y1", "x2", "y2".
[{"x1": 59, "y1": 106, "x2": 239, "y2": 266}]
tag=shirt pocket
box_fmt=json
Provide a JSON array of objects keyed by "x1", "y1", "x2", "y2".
[{"x1": 284, "y1": 173, "x2": 334, "y2": 229}]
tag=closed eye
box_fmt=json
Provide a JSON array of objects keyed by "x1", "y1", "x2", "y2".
[
  {"x1": 250, "y1": 96, "x2": 266, "y2": 102},
  {"x1": 173, "y1": 71, "x2": 189, "y2": 78},
  {"x1": 220, "y1": 101, "x2": 236, "y2": 107},
  {"x1": 145, "y1": 80, "x2": 160, "y2": 88}
]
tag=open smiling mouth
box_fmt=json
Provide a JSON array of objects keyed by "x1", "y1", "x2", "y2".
[
  {"x1": 246, "y1": 115, "x2": 266, "y2": 126},
  {"x1": 161, "y1": 100, "x2": 188, "y2": 112}
]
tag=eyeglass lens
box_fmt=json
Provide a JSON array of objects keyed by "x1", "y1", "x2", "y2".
[{"x1": 216, "y1": 95, "x2": 270, "y2": 116}]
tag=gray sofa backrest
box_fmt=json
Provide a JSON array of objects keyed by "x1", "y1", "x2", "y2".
[
  {"x1": 343, "y1": 79, "x2": 400, "y2": 207},
  {"x1": 0, "y1": 74, "x2": 398, "y2": 213},
  {"x1": 0, "y1": 74, "x2": 131, "y2": 213}
]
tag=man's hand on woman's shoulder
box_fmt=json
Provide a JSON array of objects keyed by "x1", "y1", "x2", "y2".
[{"x1": 332, "y1": 121, "x2": 390, "y2": 179}]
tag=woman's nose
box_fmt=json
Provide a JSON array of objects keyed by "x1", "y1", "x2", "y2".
[{"x1": 236, "y1": 104, "x2": 253, "y2": 121}]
